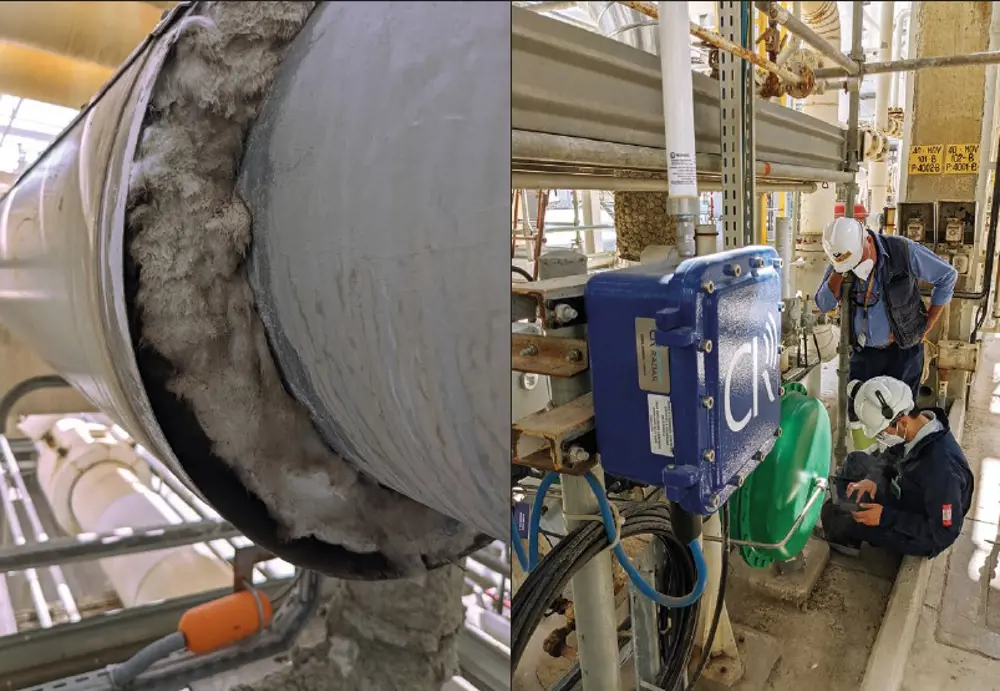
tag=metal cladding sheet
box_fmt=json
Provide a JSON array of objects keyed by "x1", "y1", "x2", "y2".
[
  {"x1": 0, "y1": 15, "x2": 190, "y2": 480},
  {"x1": 240, "y1": 1, "x2": 511, "y2": 540}
]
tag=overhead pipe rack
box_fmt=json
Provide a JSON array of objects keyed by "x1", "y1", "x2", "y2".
[{"x1": 512, "y1": 6, "x2": 849, "y2": 182}]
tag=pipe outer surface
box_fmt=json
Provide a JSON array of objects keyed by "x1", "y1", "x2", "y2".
[{"x1": 239, "y1": 1, "x2": 510, "y2": 544}]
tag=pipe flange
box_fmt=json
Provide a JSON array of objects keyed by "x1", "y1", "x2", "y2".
[{"x1": 785, "y1": 64, "x2": 816, "y2": 100}]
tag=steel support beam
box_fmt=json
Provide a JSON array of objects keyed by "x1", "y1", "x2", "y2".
[
  {"x1": 835, "y1": 2, "x2": 865, "y2": 467},
  {"x1": 718, "y1": 0, "x2": 756, "y2": 249},
  {"x1": 0, "y1": 519, "x2": 240, "y2": 572}
]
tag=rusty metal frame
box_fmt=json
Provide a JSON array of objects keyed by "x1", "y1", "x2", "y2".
[
  {"x1": 510, "y1": 274, "x2": 589, "y2": 330},
  {"x1": 512, "y1": 392, "x2": 597, "y2": 475},
  {"x1": 512, "y1": 333, "x2": 589, "y2": 377}
]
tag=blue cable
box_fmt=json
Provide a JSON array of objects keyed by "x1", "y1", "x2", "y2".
[
  {"x1": 582, "y1": 471, "x2": 707, "y2": 608},
  {"x1": 512, "y1": 510, "x2": 529, "y2": 572},
  {"x1": 528, "y1": 471, "x2": 558, "y2": 569},
  {"x1": 525, "y1": 470, "x2": 707, "y2": 607}
]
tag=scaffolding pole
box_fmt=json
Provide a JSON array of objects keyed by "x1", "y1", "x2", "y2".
[
  {"x1": 816, "y1": 50, "x2": 1000, "y2": 78},
  {"x1": 834, "y1": 1, "x2": 865, "y2": 467}
]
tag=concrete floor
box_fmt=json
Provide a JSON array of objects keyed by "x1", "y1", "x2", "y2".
[{"x1": 899, "y1": 334, "x2": 1000, "y2": 690}]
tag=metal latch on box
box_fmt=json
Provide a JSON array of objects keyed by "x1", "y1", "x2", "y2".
[{"x1": 937, "y1": 340, "x2": 980, "y2": 372}]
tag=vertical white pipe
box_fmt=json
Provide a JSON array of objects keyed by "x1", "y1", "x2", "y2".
[
  {"x1": 696, "y1": 513, "x2": 739, "y2": 659},
  {"x1": 660, "y1": 0, "x2": 698, "y2": 258},
  {"x1": 777, "y1": 1, "x2": 803, "y2": 65},
  {"x1": 696, "y1": 223, "x2": 721, "y2": 256},
  {"x1": 776, "y1": 216, "x2": 794, "y2": 299},
  {"x1": 868, "y1": 1, "x2": 894, "y2": 218},
  {"x1": 562, "y1": 471, "x2": 621, "y2": 691},
  {"x1": 890, "y1": 8, "x2": 911, "y2": 108},
  {"x1": 581, "y1": 191, "x2": 603, "y2": 254}
]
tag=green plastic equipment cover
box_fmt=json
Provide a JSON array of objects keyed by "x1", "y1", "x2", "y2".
[{"x1": 731, "y1": 382, "x2": 831, "y2": 569}]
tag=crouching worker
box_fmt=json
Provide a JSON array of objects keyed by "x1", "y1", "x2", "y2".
[{"x1": 821, "y1": 375, "x2": 974, "y2": 558}]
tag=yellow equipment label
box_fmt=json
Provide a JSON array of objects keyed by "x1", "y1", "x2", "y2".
[
  {"x1": 907, "y1": 145, "x2": 943, "y2": 175},
  {"x1": 944, "y1": 143, "x2": 979, "y2": 175}
]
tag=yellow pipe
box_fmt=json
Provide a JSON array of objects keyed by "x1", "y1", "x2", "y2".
[
  {"x1": 0, "y1": 44, "x2": 112, "y2": 109},
  {"x1": 0, "y1": 2, "x2": 162, "y2": 69}
]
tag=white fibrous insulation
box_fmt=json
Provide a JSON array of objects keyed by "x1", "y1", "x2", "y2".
[{"x1": 126, "y1": 1, "x2": 478, "y2": 572}]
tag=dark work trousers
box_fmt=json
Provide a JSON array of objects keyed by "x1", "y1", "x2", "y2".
[
  {"x1": 849, "y1": 342, "x2": 924, "y2": 400},
  {"x1": 822, "y1": 452, "x2": 893, "y2": 548}
]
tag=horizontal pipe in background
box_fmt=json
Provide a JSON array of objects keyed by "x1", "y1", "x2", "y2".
[
  {"x1": 815, "y1": 50, "x2": 1000, "y2": 78},
  {"x1": 512, "y1": 171, "x2": 818, "y2": 193},
  {"x1": 512, "y1": 131, "x2": 855, "y2": 184}
]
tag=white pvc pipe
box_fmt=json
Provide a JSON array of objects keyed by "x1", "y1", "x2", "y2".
[
  {"x1": 659, "y1": 0, "x2": 698, "y2": 258},
  {"x1": 660, "y1": 2, "x2": 696, "y2": 198},
  {"x1": 21, "y1": 416, "x2": 232, "y2": 608},
  {"x1": 696, "y1": 513, "x2": 738, "y2": 659}
]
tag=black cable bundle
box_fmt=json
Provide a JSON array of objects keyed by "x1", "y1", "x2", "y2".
[{"x1": 512, "y1": 501, "x2": 714, "y2": 689}]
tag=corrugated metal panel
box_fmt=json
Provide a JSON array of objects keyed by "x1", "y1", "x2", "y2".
[{"x1": 512, "y1": 7, "x2": 846, "y2": 172}]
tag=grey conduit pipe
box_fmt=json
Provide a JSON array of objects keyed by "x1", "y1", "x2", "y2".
[{"x1": 0, "y1": 1, "x2": 508, "y2": 580}]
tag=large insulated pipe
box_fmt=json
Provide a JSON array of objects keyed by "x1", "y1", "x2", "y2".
[
  {"x1": 0, "y1": 1, "x2": 508, "y2": 580},
  {"x1": 19, "y1": 415, "x2": 232, "y2": 606}
]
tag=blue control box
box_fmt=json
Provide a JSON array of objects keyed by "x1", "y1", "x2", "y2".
[{"x1": 585, "y1": 247, "x2": 782, "y2": 515}]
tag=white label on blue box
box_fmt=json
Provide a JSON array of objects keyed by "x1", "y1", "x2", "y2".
[{"x1": 647, "y1": 393, "x2": 675, "y2": 457}]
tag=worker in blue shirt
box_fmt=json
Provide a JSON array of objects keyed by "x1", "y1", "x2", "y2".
[
  {"x1": 820, "y1": 376, "x2": 974, "y2": 558},
  {"x1": 815, "y1": 217, "x2": 958, "y2": 400}
]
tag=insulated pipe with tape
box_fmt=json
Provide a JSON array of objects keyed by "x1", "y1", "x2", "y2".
[{"x1": 0, "y1": 1, "x2": 508, "y2": 579}]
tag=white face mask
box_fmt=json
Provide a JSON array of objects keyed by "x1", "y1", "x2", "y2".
[
  {"x1": 876, "y1": 421, "x2": 906, "y2": 450},
  {"x1": 876, "y1": 432, "x2": 905, "y2": 450},
  {"x1": 852, "y1": 258, "x2": 875, "y2": 281}
]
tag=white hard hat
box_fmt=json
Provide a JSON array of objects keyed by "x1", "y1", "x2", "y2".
[
  {"x1": 822, "y1": 217, "x2": 866, "y2": 274},
  {"x1": 850, "y1": 376, "x2": 915, "y2": 438}
]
